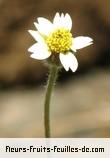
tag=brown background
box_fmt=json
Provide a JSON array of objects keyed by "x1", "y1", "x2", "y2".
[{"x1": 0, "y1": 0, "x2": 110, "y2": 137}]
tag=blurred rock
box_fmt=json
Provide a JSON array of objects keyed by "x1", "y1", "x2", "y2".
[{"x1": 0, "y1": 0, "x2": 110, "y2": 85}]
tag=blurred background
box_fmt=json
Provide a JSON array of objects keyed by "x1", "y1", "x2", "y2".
[{"x1": 0, "y1": 0, "x2": 110, "y2": 137}]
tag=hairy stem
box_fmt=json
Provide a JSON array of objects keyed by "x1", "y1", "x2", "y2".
[{"x1": 44, "y1": 65, "x2": 59, "y2": 138}]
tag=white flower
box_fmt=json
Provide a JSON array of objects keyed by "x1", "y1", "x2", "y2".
[{"x1": 28, "y1": 13, "x2": 93, "y2": 72}]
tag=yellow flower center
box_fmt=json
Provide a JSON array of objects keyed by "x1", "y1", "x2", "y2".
[{"x1": 46, "y1": 28, "x2": 72, "y2": 53}]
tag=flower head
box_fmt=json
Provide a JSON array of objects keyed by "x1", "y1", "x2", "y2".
[{"x1": 28, "y1": 13, "x2": 93, "y2": 72}]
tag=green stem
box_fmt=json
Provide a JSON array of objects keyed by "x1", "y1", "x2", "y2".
[{"x1": 44, "y1": 65, "x2": 59, "y2": 138}]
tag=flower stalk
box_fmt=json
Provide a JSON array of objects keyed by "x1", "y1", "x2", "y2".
[
  {"x1": 44, "y1": 65, "x2": 59, "y2": 138},
  {"x1": 28, "y1": 12, "x2": 93, "y2": 138}
]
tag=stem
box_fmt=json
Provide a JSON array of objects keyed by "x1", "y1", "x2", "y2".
[{"x1": 44, "y1": 65, "x2": 59, "y2": 138}]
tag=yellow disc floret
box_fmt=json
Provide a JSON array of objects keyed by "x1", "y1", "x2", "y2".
[{"x1": 46, "y1": 28, "x2": 72, "y2": 53}]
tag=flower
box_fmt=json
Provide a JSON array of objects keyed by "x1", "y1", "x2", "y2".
[{"x1": 28, "y1": 13, "x2": 93, "y2": 72}]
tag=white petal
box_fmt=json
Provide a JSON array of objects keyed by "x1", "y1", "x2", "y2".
[
  {"x1": 28, "y1": 30, "x2": 44, "y2": 42},
  {"x1": 53, "y1": 12, "x2": 60, "y2": 25},
  {"x1": 68, "y1": 53, "x2": 78, "y2": 72},
  {"x1": 73, "y1": 36, "x2": 93, "y2": 50},
  {"x1": 34, "y1": 17, "x2": 53, "y2": 36},
  {"x1": 28, "y1": 43, "x2": 51, "y2": 60},
  {"x1": 30, "y1": 51, "x2": 51, "y2": 60},
  {"x1": 60, "y1": 52, "x2": 78, "y2": 72},
  {"x1": 28, "y1": 43, "x2": 37, "y2": 53},
  {"x1": 53, "y1": 13, "x2": 64, "y2": 28},
  {"x1": 64, "y1": 13, "x2": 72, "y2": 30},
  {"x1": 61, "y1": 13, "x2": 65, "y2": 19},
  {"x1": 53, "y1": 13, "x2": 72, "y2": 30},
  {"x1": 59, "y1": 53, "x2": 69, "y2": 71}
]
